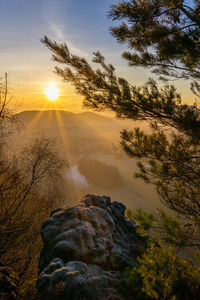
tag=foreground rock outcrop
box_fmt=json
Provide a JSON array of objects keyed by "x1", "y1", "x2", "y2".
[{"x1": 36, "y1": 194, "x2": 146, "y2": 300}]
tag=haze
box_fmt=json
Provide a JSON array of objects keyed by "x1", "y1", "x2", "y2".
[{"x1": 5, "y1": 109, "x2": 161, "y2": 212}]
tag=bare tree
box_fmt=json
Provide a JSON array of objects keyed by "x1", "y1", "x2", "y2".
[
  {"x1": 0, "y1": 137, "x2": 65, "y2": 265},
  {"x1": 0, "y1": 75, "x2": 67, "y2": 299}
]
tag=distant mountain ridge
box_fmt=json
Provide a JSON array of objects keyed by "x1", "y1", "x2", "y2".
[{"x1": 17, "y1": 110, "x2": 113, "y2": 124}]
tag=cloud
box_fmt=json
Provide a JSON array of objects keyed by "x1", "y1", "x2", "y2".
[
  {"x1": 49, "y1": 22, "x2": 65, "y2": 40},
  {"x1": 49, "y1": 21, "x2": 87, "y2": 57}
]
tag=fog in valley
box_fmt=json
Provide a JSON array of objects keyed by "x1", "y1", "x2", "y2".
[{"x1": 12, "y1": 110, "x2": 161, "y2": 211}]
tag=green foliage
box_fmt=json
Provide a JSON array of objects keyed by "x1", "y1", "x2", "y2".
[
  {"x1": 125, "y1": 209, "x2": 200, "y2": 299},
  {"x1": 126, "y1": 207, "x2": 200, "y2": 248},
  {"x1": 126, "y1": 208, "x2": 156, "y2": 236},
  {"x1": 124, "y1": 238, "x2": 200, "y2": 299},
  {"x1": 137, "y1": 243, "x2": 200, "y2": 299},
  {"x1": 124, "y1": 266, "x2": 149, "y2": 300}
]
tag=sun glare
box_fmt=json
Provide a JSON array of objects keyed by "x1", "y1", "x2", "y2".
[{"x1": 45, "y1": 83, "x2": 59, "y2": 101}]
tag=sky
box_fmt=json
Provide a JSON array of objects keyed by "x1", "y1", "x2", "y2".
[{"x1": 0, "y1": 0, "x2": 194, "y2": 112}]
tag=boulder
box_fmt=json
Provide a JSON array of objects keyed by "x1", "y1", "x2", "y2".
[{"x1": 36, "y1": 194, "x2": 146, "y2": 300}]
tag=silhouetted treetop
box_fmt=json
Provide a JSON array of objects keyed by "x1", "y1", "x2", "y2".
[{"x1": 109, "y1": 0, "x2": 200, "y2": 80}]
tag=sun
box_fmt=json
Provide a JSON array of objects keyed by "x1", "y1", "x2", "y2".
[{"x1": 45, "y1": 83, "x2": 59, "y2": 101}]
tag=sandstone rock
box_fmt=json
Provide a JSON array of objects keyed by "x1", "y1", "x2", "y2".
[
  {"x1": 37, "y1": 258, "x2": 125, "y2": 300},
  {"x1": 36, "y1": 194, "x2": 146, "y2": 300}
]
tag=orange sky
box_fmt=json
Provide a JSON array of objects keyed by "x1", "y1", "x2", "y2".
[{"x1": 1, "y1": 0, "x2": 195, "y2": 113}]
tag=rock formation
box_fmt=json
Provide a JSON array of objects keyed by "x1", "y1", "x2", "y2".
[{"x1": 36, "y1": 194, "x2": 146, "y2": 300}]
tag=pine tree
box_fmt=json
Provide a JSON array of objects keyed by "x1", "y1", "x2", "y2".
[
  {"x1": 41, "y1": 0, "x2": 200, "y2": 251},
  {"x1": 109, "y1": 0, "x2": 200, "y2": 82},
  {"x1": 41, "y1": 1, "x2": 200, "y2": 297}
]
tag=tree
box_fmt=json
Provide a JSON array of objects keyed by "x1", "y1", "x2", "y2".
[
  {"x1": 0, "y1": 137, "x2": 67, "y2": 300},
  {"x1": 41, "y1": 0, "x2": 200, "y2": 247},
  {"x1": 0, "y1": 75, "x2": 67, "y2": 299},
  {"x1": 41, "y1": 0, "x2": 200, "y2": 298},
  {"x1": 0, "y1": 73, "x2": 16, "y2": 145},
  {"x1": 0, "y1": 137, "x2": 64, "y2": 265},
  {"x1": 109, "y1": 0, "x2": 200, "y2": 82},
  {"x1": 0, "y1": 73, "x2": 13, "y2": 120}
]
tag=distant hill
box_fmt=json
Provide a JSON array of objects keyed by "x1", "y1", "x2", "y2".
[
  {"x1": 17, "y1": 110, "x2": 120, "y2": 157},
  {"x1": 18, "y1": 110, "x2": 81, "y2": 127},
  {"x1": 17, "y1": 110, "x2": 114, "y2": 126},
  {"x1": 14, "y1": 109, "x2": 160, "y2": 211}
]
